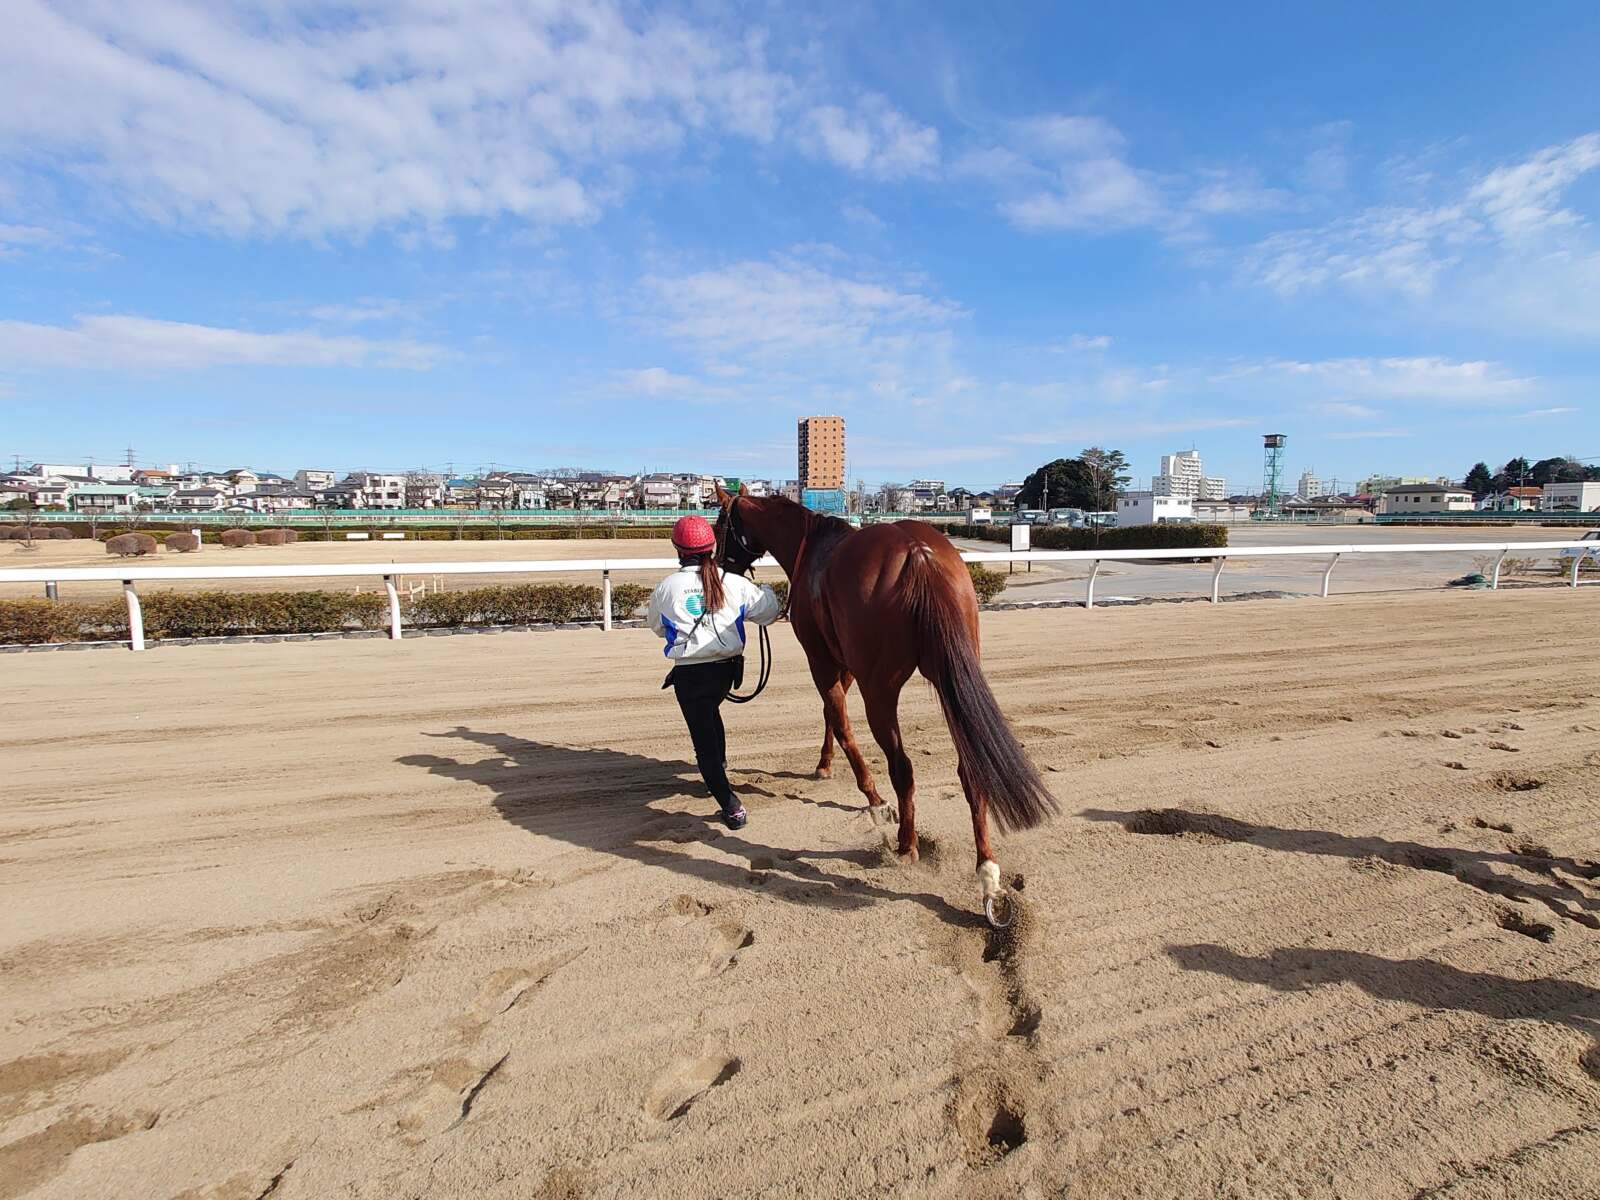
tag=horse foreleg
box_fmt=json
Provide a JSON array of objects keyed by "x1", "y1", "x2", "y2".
[
  {"x1": 814, "y1": 670, "x2": 889, "y2": 825},
  {"x1": 863, "y1": 681, "x2": 917, "y2": 860},
  {"x1": 815, "y1": 722, "x2": 835, "y2": 778},
  {"x1": 814, "y1": 670, "x2": 854, "y2": 778}
]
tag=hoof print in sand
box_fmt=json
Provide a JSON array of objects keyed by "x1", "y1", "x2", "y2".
[
  {"x1": 396, "y1": 1053, "x2": 508, "y2": 1140},
  {"x1": 695, "y1": 923, "x2": 754, "y2": 979},
  {"x1": 644, "y1": 1053, "x2": 740, "y2": 1121}
]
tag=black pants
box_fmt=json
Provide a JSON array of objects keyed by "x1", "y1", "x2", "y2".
[{"x1": 668, "y1": 658, "x2": 741, "y2": 815}]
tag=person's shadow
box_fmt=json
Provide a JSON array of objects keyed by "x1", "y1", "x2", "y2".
[{"x1": 397, "y1": 726, "x2": 974, "y2": 925}]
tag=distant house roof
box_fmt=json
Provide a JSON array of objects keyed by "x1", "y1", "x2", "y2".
[
  {"x1": 1506, "y1": 486, "x2": 1542, "y2": 497},
  {"x1": 1382, "y1": 483, "x2": 1468, "y2": 494},
  {"x1": 174, "y1": 488, "x2": 224, "y2": 497}
]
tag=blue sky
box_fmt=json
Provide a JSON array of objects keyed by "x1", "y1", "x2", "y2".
[{"x1": 1, "y1": 1, "x2": 1597, "y2": 491}]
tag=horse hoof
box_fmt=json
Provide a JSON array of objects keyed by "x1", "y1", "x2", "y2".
[
  {"x1": 898, "y1": 846, "x2": 919, "y2": 864},
  {"x1": 815, "y1": 767, "x2": 831, "y2": 779},
  {"x1": 984, "y1": 894, "x2": 1016, "y2": 930}
]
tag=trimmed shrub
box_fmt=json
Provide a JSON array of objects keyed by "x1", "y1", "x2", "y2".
[
  {"x1": 47, "y1": 526, "x2": 73, "y2": 539},
  {"x1": 610, "y1": 582, "x2": 652, "y2": 619},
  {"x1": 276, "y1": 528, "x2": 298, "y2": 544},
  {"x1": 0, "y1": 599, "x2": 127, "y2": 644},
  {"x1": 0, "y1": 526, "x2": 13, "y2": 537},
  {"x1": 105, "y1": 532, "x2": 159, "y2": 557},
  {"x1": 3, "y1": 527, "x2": 33, "y2": 540},
  {"x1": 219, "y1": 528, "x2": 255, "y2": 548},
  {"x1": 165, "y1": 532, "x2": 200, "y2": 553},
  {"x1": 946, "y1": 522, "x2": 1229, "y2": 552},
  {"x1": 136, "y1": 590, "x2": 388, "y2": 638},
  {"x1": 256, "y1": 529, "x2": 288, "y2": 546},
  {"x1": 968, "y1": 562, "x2": 1009, "y2": 604}
]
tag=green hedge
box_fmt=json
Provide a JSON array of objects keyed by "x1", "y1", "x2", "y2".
[
  {"x1": 408, "y1": 582, "x2": 652, "y2": 627},
  {"x1": 947, "y1": 522, "x2": 1229, "y2": 551},
  {"x1": 0, "y1": 600, "x2": 126, "y2": 644}
]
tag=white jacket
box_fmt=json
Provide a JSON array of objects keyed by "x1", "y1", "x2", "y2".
[{"x1": 648, "y1": 566, "x2": 781, "y2": 663}]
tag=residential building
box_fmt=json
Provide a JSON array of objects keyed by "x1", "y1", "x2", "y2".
[
  {"x1": 1151, "y1": 450, "x2": 1227, "y2": 501},
  {"x1": 1376, "y1": 484, "x2": 1475, "y2": 515},
  {"x1": 637, "y1": 475, "x2": 679, "y2": 507},
  {"x1": 798, "y1": 415, "x2": 846, "y2": 489},
  {"x1": 1296, "y1": 469, "x2": 1326, "y2": 499},
  {"x1": 1192, "y1": 501, "x2": 1254, "y2": 523},
  {"x1": 404, "y1": 473, "x2": 446, "y2": 508},
  {"x1": 342, "y1": 472, "x2": 406, "y2": 508},
  {"x1": 1542, "y1": 481, "x2": 1600, "y2": 511},
  {"x1": 69, "y1": 483, "x2": 143, "y2": 513},
  {"x1": 906, "y1": 479, "x2": 947, "y2": 510},
  {"x1": 1480, "y1": 486, "x2": 1543, "y2": 512},
  {"x1": 167, "y1": 488, "x2": 227, "y2": 512},
  {"x1": 1117, "y1": 490, "x2": 1193, "y2": 526},
  {"x1": 29, "y1": 463, "x2": 88, "y2": 479},
  {"x1": 295, "y1": 469, "x2": 337, "y2": 492}
]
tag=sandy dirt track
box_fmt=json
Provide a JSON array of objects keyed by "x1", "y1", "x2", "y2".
[{"x1": 2, "y1": 590, "x2": 1598, "y2": 1199}]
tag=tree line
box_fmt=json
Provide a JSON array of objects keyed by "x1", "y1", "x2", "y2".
[
  {"x1": 1462, "y1": 455, "x2": 1598, "y2": 499},
  {"x1": 1016, "y1": 447, "x2": 1132, "y2": 511}
]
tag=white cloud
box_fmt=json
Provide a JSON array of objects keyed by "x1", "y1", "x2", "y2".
[
  {"x1": 1047, "y1": 334, "x2": 1112, "y2": 353},
  {"x1": 1298, "y1": 121, "x2": 1353, "y2": 192},
  {"x1": 0, "y1": 222, "x2": 58, "y2": 256},
  {"x1": 0, "y1": 1, "x2": 928, "y2": 239},
  {"x1": 1469, "y1": 133, "x2": 1600, "y2": 238},
  {"x1": 1314, "y1": 401, "x2": 1380, "y2": 420},
  {"x1": 1265, "y1": 356, "x2": 1534, "y2": 403},
  {"x1": 0, "y1": 314, "x2": 440, "y2": 371},
  {"x1": 1244, "y1": 132, "x2": 1600, "y2": 316},
  {"x1": 617, "y1": 366, "x2": 701, "y2": 394},
  {"x1": 304, "y1": 298, "x2": 427, "y2": 324},
  {"x1": 801, "y1": 96, "x2": 939, "y2": 179},
  {"x1": 1514, "y1": 406, "x2": 1579, "y2": 418},
  {"x1": 1187, "y1": 169, "x2": 1293, "y2": 216},
  {"x1": 638, "y1": 252, "x2": 961, "y2": 358},
  {"x1": 1004, "y1": 417, "x2": 1253, "y2": 446},
  {"x1": 840, "y1": 202, "x2": 887, "y2": 230},
  {"x1": 1001, "y1": 154, "x2": 1164, "y2": 232}
]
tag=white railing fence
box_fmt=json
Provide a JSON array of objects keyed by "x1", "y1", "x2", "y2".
[{"x1": 1, "y1": 541, "x2": 1592, "y2": 651}]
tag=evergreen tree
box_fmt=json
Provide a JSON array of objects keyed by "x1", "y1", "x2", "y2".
[{"x1": 1463, "y1": 462, "x2": 1494, "y2": 498}]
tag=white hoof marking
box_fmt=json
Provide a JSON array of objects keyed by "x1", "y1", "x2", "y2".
[{"x1": 976, "y1": 859, "x2": 1002, "y2": 901}]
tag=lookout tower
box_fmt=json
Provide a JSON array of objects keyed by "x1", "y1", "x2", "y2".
[{"x1": 1262, "y1": 434, "x2": 1287, "y2": 517}]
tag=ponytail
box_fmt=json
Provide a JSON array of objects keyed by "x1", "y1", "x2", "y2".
[{"x1": 697, "y1": 553, "x2": 726, "y2": 614}]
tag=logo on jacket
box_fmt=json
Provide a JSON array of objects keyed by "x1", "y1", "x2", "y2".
[{"x1": 685, "y1": 593, "x2": 705, "y2": 616}]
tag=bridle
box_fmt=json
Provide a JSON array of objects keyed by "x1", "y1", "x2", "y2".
[
  {"x1": 715, "y1": 495, "x2": 805, "y2": 705},
  {"x1": 716, "y1": 496, "x2": 764, "y2": 578}
]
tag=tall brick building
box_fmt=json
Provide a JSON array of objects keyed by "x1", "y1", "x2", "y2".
[{"x1": 797, "y1": 415, "x2": 846, "y2": 490}]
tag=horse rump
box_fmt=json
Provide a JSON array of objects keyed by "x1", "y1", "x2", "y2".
[{"x1": 903, "y1": 550, "x2": 1059, "y2": 832}]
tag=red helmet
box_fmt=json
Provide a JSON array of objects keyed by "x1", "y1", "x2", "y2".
[{"x1": 671, "y1": 515, "x2": 716, "y2": 555}]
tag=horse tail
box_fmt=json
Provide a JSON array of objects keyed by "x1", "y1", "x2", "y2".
[{"x1": 902, "y1": 547, "x2": 1059, "y2": 833}]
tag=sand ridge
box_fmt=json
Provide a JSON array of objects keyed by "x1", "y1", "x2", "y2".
[{"x1": 1, "y1": 588, "x2": 1597, "y2": 1198}]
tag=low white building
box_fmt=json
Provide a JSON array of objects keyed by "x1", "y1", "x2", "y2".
[
  {"x1": 167, "y1": 488, "x2": 227, "y2": 512},
  {"x1": 1376, "y1": 484, "x2": 1475, "y2": 515},
  {"x1": 1542, "y1": 480, "x2": 1600, "y2": 512},
  {"x1": 1116, "y1": 490, "x2": 1193, "y2": 526}
]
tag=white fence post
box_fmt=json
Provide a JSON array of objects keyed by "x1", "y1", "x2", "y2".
[
  {"x1": 123, "y1": 580, "x2": 145, "y2": 651},
  {"x1": 1321, "y1": 553, "x2": 1340, "y2": 598},
  {"x1": 1491, "y1": 550, "x2": 1509, "y2": 590},
  {"x1": 1085, "y1": 559, "x2": 1101, "y2": 609},
  {"x1": 1572, "y1": 555, "x2": 1584, "y2": 588},
  {"x1": 602, "y1": 569, "x2": 612, "y2": 632},
  {"x1": 383, "y1": 574, "x2": 403, "y2": 640},
  {"x1": 45, "y1": 581, "x2": 58, "y2": 601},
  {"x1": 1210, "y1": 558, "x2": 1225, "y2": 604}
]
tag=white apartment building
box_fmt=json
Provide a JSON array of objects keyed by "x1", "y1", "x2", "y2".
[
  {"x1": 1152, "y1": 450, "x2": 1226, "y2": 500},
  {"x1": 1297, "y1": 469, "x2": 1326, "y2": 499},
  {"x1": 1117, "y1": 490, "x2": 1193, "y2": 526},
  {"x1": 295, "y1": 469, "x2": 337, "y2": 492},
  {"x1": 1542, "y1": 480, "x2": 1600, "y2": 511},
  {"x1": 1376, "y1": 484, "x2": 1475, "y2": 515},
  {"x1": 344, "y1": 472, "x2": 406, "y2": 508}
]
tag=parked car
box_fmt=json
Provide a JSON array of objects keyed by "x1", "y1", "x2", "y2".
[
  {"x1": 1559, "y1": 528, "x2": 1600, "y2": 558},
  {"x1": 1010, "y1": 509, "x2": 1047, "y2": 525}
]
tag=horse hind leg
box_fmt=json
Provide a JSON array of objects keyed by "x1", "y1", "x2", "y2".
[
  {"x1": 960, "y1": 760, "x2": 1011, "y2": 929},
  {"x1": 863, "y1": 681, "x2": 917, "y2": 861}
]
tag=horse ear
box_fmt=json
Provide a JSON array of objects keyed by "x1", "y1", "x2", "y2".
[
  {"x1": 713, "y1": 482, "x2": 731, "y2": 505},
  {"x1": 737, "y1": 482, "x2": 750, "y2": 497}
]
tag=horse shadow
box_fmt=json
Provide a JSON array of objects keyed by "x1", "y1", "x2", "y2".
[{"x1": 397, "y1": 726, "x2": 974, "y2": 926}]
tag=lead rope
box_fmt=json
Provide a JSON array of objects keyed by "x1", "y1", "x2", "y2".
[{"x1": 725, "y1": 523, "x2": 809, "y2": 705}]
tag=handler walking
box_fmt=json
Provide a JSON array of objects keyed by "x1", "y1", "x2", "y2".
[{"x1": 649, "y1": 515, "x2": 782, "y2": 829}]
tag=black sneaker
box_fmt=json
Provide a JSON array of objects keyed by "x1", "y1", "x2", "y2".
[{"x1": 721, "y1": 805, "x2": 748, "y2": 830}]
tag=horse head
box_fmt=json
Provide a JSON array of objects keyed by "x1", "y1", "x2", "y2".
[{"x1": 713, "y1": 482, "x2": 762, "y2": 576}]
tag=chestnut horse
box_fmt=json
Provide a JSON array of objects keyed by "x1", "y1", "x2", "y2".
[{"x1": 714, "y1": 485, "x2": 1057, "y2": 925}]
